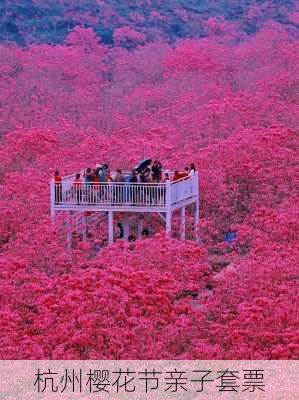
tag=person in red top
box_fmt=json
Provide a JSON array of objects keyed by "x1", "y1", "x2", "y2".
[
  {"x1": 172, "y1": 170, "x2": 180, "y2": 182},
  {"x1": 172, "y1": 167, "x2": 190, "y2": 183},
  {"x1": 179, "y1": 167, "x2": 190, "y2": 179},
  {"x1": 54, "y1": 170, "x2": 62, "y2": 183},
  {"x1": 54, "y1": 170, "x2": 62, "y2": 203},
  {"x1": 91, "y1": 170, "x2": 100, "y2": 203},
  {"x1": 105, "y1": 168, "x2": 114, "y2": 182},
  {"x1": 93, "y1": 172, "x2": 100, "y2": 185},
  {"x1": 74, "y1": 173, "x2": 83, "y2": 187},
  {"x1": 73, "y1": 173, "x2": 83, "y2": 204}
]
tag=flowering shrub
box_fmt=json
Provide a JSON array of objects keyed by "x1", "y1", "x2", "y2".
[{"x1": 0, "y1": 19, "x2": 298, "y2": 359}]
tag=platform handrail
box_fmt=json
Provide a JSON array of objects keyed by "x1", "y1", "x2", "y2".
[
  {"x1": 51, "y1": 171, "x2": 198, "y2": 209},
  {"x1": 52, "y1": 181, "x2": 168, "y2": 207}
]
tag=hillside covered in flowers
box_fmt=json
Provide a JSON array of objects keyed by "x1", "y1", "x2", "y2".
[{"x1": 0, "y1": 0, "x2": 298, "y2": 359}]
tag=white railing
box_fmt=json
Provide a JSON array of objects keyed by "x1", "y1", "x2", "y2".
[
  {"x1": 52, "y1": 181, "x2": 168, "y2": 207},
  {"x1": 51, "y1": 172, "x2": 198, "y2": 209},
  {"x1": 170, "y1": 173, "x2": 198, "y2": 204}
]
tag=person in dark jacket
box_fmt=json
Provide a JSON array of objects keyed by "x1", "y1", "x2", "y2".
[
  {"x1": 151, "y1": 160, "x2": 162, "y2": 182},
  {"x1": 129, "y1": 170, "x2": 138, "y2": 203},
  {"x1": 129, "y1": 170, "x2": 138, "y2": 183},
  {"x1": 115, "y1": 222, "x2": 124, "y2": 239},
  {"x1": 85, "y1": 168, "x2": 93, "y2": 203}
]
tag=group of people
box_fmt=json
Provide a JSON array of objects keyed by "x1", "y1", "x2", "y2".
[
  {"x1": 77, "y1": 160, "x2": 165, "y2": 186},
  {"x1": 173, "y1": 163, "x2": 196, "y2": 181},
  {"x1": 54, "y1": 161, "x2": 196, "y2": 204}
]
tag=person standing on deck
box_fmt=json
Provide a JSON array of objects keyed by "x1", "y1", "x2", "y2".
[
  {"x1": 89, "y1": 169, "x2": 99, "y2": 203},
  {"x1": 162, "y1": 172, "x2": 170, "y2": 182},
  {"x1": 73, "y1": 173, "x2": 83, "y2": 204},
  {"x1": 85, "y1": 168, "x2": 93, "y2": 203},
  {"x1": 103, "y1": 164, "x2": 109, "y2": 181},
  {"x1": 115, "y1": 170, "x2": 125, "y2": 202},
  {"x1": 115, "y1": 169, "x2": 125, "y2": 183},
  {"x1": 161, "y1": 172, "x2": 170, "y2": 204},
  {"x1": 129, "y1": 170, "x2": 138, "y2": 204},
  {"x1": 97, "y1": 166, "x2": 105, "y2": 182},
  {"x1": 189, "y1": 163, "x2": 196, "y2": 176},
  {"x1": 104, "y1": 168, "x2": 113, "y2": 203},
  {"x1": 54, "y1": 170, "x2": 62, "y2": 203},
  {"x1": 151, "y1": 160, "x2": 162, "y2": 182},
  {"x1": 180, "y1": 167, "x2": 190, "y2": 179},
  {"x1": 129, "y1": 170, "x2": 138, "y2": 183},
  {"x1": 172, "y1": 170, "x2": 180, "y2": 182},
  {"x1": 97, "y1": 166, "x2": 106, "y2": 201},
  {"x1": 85, "y1": 168, "x2": 93, "y2": 185}
]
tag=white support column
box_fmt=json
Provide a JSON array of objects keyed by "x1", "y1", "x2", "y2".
[
  {"x1": 123, "y1": 213, "x2": 130, "y2": 242},
  {"x1": 137, "y1": 215, "x2": 144, "y2": 239},
  {"x1": 195, "y1": 200, "x2": 200, "y2": 243},
  {"x1": 165, "y1": 179, "x2": 172, "y2": 236},
  {"x1": 166, "y1": 180, "x2": 171, "y2": 206},
  {"x1": 50, "y1": 179, "x2": 55, "y2": 222},
  {"x1": 82, "y1": 213, "x2": 87, "y2": 241},
  {"x1": 108, "y1": 211, "x2": 114, "y2": 245},
  {"x1": 66, "y1": 212, "x2": 72, "y2": 252},
  {"x1": 194, "y1": 172, "x2": 200, "y2": 243},
  {"x1": 180, "y1": 206, "x2": 186, "y2": 240},
  {"x1": 166, "y1": 209, "x2": 172, "y2": 236},
  {"x1": 76, "y1": 213, "x2": 80, "y2": 233}
]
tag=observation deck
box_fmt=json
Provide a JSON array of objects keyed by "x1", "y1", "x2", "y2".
[{"x1": 50, "y1": 170, "x2": 199, "y2": 245}]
